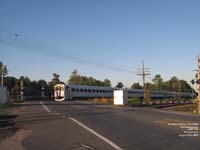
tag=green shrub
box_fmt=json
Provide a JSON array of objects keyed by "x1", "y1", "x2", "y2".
[
  {"x1": 128, "y1": 97, "x2": 143, "y2": 107},
  {"x1": 88, "y1": 98, "x2": 113, "y2": 104}
]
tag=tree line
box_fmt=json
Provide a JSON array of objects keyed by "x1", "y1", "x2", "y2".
[
  {"x1": 131, "y1": 74, "x2": 194, "y2": 93},
  {"x1": 3, "y1": 74, "x2": 60, "y2": 99},
  {"x1": 0, "y1": 62, "x2": 195, "y2": 100}
]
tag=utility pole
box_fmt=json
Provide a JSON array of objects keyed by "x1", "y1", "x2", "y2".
[
  {"x1": 192, "y1": 88, "x2": 194, "y2": 101},
  {"x1": 178, "y1": 80, "x2": 181, "y2": 101},
  {"x1": 172, "y1": 82, "x2": 176, "y2": 102},
  {"x1": 1, "y1": 64, "x2": 4, "y2": 86},
  {"x1": 137, "y1": 60, "x2": 150, "y2": 104}
]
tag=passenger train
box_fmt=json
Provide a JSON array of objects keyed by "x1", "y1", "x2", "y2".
[{"x1": 54, "y1": 83, "x2": 196, "y2": 101}]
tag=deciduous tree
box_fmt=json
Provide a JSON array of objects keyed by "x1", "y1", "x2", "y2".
[
  {"x1": 115, "y1": 82, "x2": 124, "y2": 89},
  {"x1": 131, "y1": 83, "x2": 142, "y2": 89}
]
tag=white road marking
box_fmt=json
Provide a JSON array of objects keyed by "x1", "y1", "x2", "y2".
[
  {"x1": 55, "y1": 112, "x2": 60, "y2": 115},
  {"x1": 81, "y1": 144, "x2": 95, "y2": 149},
  {"x1": 69, "y1": 117, "x2": 124, "y2": 150},
  {"x1": 40, "y1": 101, "x2": 51, "y2": 112}
]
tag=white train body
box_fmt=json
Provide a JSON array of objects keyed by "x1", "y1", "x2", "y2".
[
  {"x1": 54, "y1": 84, "x2": 196, "y2": 101},
  {"x1": 54, "y1": 84, "x2": 113, "y2": 101}
]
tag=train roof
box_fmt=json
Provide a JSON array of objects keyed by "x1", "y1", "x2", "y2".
[{"x1": 66, "y1": 84, "x2": 113, "y2": 89}]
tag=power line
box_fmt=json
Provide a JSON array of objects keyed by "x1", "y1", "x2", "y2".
[{"x1": 0, "y1": 29, "x2": 136, "y2": 74}]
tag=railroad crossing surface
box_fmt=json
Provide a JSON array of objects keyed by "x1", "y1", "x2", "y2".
[{"x1": 0, "y1": 100, "x2": 199, "y2": 150}]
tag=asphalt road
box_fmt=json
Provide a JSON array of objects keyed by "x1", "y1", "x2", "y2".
[{"x1": 4, "y1": 100, "x2": 200, "y2": 150}]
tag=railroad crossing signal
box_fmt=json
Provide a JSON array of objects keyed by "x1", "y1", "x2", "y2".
[
  {"x1": 191, "y1": 54, "x2": 200, "y2": 113},
  {"x1": 196, "y1": 54, "x2": 200, "y2": 113},
  {"x1": 196, "y1": 79, "x2": 200, "y2": 84},
  {"x1": 191, "y1": 79, "x2": 200, "y2": 84}
]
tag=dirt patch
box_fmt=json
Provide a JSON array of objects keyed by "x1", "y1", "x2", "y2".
[
  {"x1": 0, "y1": 129, "x2": 31, "y2": 150},
  {"x1": 0, "y1": 115, "x2": 18, "y2": 140},
  {"x1": 0, "y1": 127, "x2": 18, "y2": 140}
]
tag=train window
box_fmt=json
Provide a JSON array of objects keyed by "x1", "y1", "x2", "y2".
[
  {"x1": 84, "y1": 89, "x2": 87, "y2": 92},
  {"x1": 76, "y1": 89, "x2": 79, "y2": 92},
  {"x1": 97, "y1": 90, "x2": 99, "y2": 93},
  {"x1": 103, "y1": 90, "x2": 105, "y2": 93},
  {"x1": 71, "y1": 88, "x2": 75, "y2": 92},
  {"x1": 100, "y1": 90, "x2": 102, "y2": 93},
  {"x1": 55, "y1": 86, "x2": 61, "y2": 91},
  {"x1": 93, "y1": 89, "x2": 96, "y2": 93},
  {"x1": 80, "y1": 89, "x2": 83, "y2": 92},
  {"x1": 88, "y1": 89, "x2": 91, "y2": 93}
]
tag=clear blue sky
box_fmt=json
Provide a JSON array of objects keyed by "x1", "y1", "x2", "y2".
[{"x1": 0, "y1": 0, "x2": 200, "y2": 87}]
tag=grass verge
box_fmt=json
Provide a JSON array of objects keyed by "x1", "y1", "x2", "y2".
[{"x1": 164, "y1": 104, "x2": 198, "y2": 113}]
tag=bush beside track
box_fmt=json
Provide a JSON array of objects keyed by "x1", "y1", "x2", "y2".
[{"x1": 87, "y1": 98, "x2": 113, "y2": 104}]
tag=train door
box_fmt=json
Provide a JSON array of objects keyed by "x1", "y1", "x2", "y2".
[{"x1": 65, "y1": 86, "x2": 71, "y2": 100}]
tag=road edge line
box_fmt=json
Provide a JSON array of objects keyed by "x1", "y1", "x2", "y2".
[{"x1": 68, "y1": 117, "x2": 123, "y2": 150}]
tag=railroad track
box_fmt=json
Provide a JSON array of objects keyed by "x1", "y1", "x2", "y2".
[{"x1": 0, "y1": 115, "x2": 17, "y2": 128}]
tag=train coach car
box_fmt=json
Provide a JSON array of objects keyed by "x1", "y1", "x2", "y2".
[
  {"x1": 54, "y1": 83, "x2": 113, "y2": 101},
  {"x1": 161, "y1": 91, "x2": 196, "y2": 99},
  {"x1": 127, "y1": 89, "x2": 166, "y2": 99},
  {"x1": 127, "y1": 89, "x2": 144, "y2": 98}
]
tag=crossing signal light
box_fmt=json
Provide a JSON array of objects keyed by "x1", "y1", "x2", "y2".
[
  {"x1": 196, "y1": 79, "x2": 200, "y2": 84},
  {"x1": 191, "y1": 80, "x2": 195, "y2": 85}
]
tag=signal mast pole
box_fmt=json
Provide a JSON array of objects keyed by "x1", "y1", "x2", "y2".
[
  {"x1": 20, "y1": 79, "x2": 24, "y2": 100},
  {"x1": 1, "y1": 64, "x2": 4, "y2": 86},
  {"x1": 137, "y1": 61, "x2": 150, "y2": 104},
  {"x1": 197, "y1": 55, "x2": 200, "y2": 113}
]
